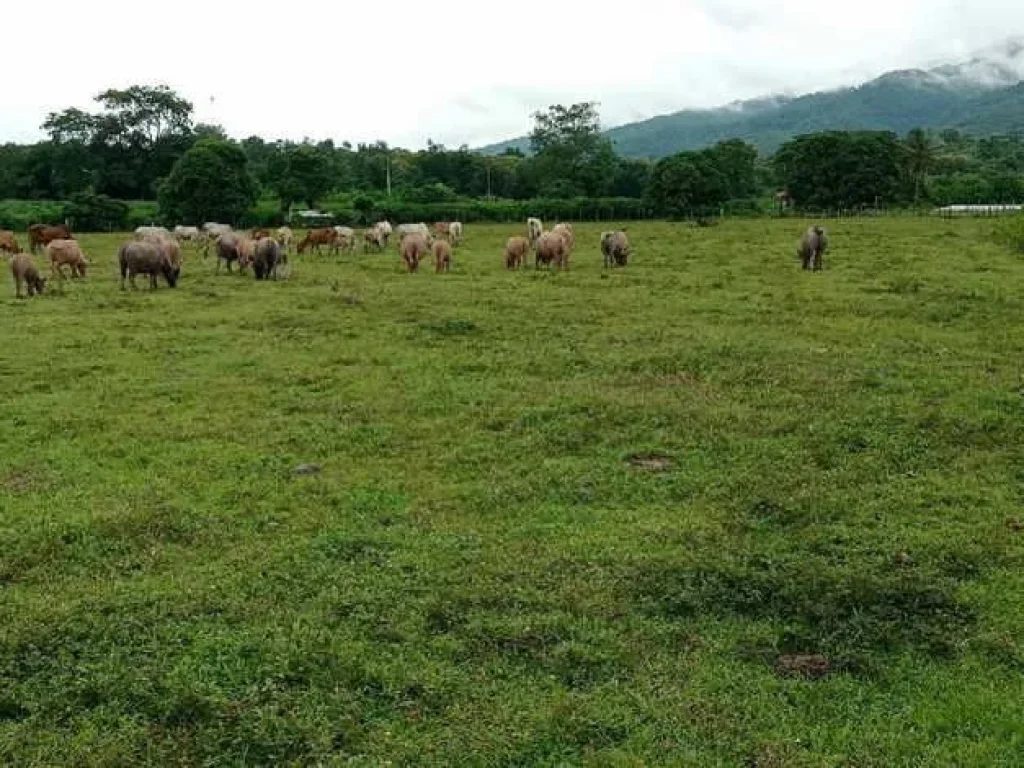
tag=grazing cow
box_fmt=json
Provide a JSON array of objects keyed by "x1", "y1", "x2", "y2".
[
  {"x1": 535, "y1": 231, "x2": 568, "y2": 269},
  {"x1": 432, "y1": 239, "x2": 452, "y2": 273},
  {"x1": 551, "y1": 222, "x2": 575, "y2": 252},
  {"x1": 215, "y1": 232, "x2": 243, "y2": 272},
  {"x1": 46, "y1": 239, "x2": 88, "y2": 281},
  {"x1": 119, "y1": 241, "x2": 179, "y2": 289},
  {"x1": 600, "y1": 231, "x2": 630, "y2": 268},
  {"x1": 433, "y1": 222, "x2": 451, "y2": 239},
  {"x1": 449, "y1": 221, "x2": 463, "y2": 246},
  {"x1": 173, "y1": 225, "x2": 201, "y2": 242},
  {"x1": 374, "y1": 220, "x2": 393, "y2": 246},
  {"x1": 135, "y1": 225, "x2": 171, "y2": 240},
  {"x1": 141, "y1": 232, "x2": 183, "y2": 271},
  {"x1": 27, "y1": 223, "x2": 71, "y2": 254},
  {"x1": 253, "y1": 237, "x2": 282, "y2": 280},
  {"x1": 203, "y1": 222, "x2": 232, "y2": 238},
  {"x1": 297, "y1": 228, "x2": 338, "y2": 255},
  {"x1": 334, "y1": 226, "x2": 357, "y2": 253},
  {"x1": 0, "y1": 230, "x2": 21, "y2": 255},
  {"x1": 364, "y1": 227, "x2": 385, "y2": 252},
  {"x1": 400, "y1": 233, "x2": 429, "y2": 273},
  {"x1": 10, "y1": 254, "x2": 45, "y2": 298},
  {"x1": 250, "y1": 228, "x2": 272, "y2": 241},
  {"x1": 276, "y1": 226, "x2": 294, "y2": 253},
  {"x1": 395, "y1": 223, "x2": 429, "y2": 244},
  {"x1": 236, "y1": 236, "x2": 257, "y2": 272},
  {"x1": 527, "y1": 217, "x2": 543, "y2": 246},
  {"x1": 505, "y1": 236, "x2": 530, "y2": 270},
  {"x1": 798, "y1": 226, "x2": 828, "y2": 271}
]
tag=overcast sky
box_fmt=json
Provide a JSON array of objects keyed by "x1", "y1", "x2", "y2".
[{"x1": 2, "y1": 1, "x2": 1023, "y2": 149}]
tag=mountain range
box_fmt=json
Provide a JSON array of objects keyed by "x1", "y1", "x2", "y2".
[{"x1": 479, "y1": 39, "x2": 1024, "y2": 158}]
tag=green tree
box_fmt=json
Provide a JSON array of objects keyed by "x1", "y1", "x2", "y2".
[
  {"x1": 158, "y1": 139, "x2": 256, "y2": 224},
  {"x1": 268, "y1": 144, "x2": 334, "y2": 209},
  {"x1": 530, "y1": 103, "x2": 617, "y2": 197},
  {"x1": 903, "y1": 128, "x2": 936, "y2": 204},
  {"x1": 774, "y1": 131, "x2": 906, "y2": 209},
  {"x1": 646, "y1": 152, "x2": 728, "y2": 217},
  {"x1": 705, "y1": 139, "x2": 759, "y2": 199}
]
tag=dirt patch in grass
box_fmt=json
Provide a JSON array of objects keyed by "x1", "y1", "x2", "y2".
[{"x1": 626, "y1": 452, "x2": 675, "y2": 472}]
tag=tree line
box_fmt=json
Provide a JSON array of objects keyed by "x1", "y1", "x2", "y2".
[{"x1": 1, "y1": 84, "x2": 1022, "y2": 229}]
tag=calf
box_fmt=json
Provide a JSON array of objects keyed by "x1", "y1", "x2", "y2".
[
  {"x1": 432, "y1": 238, "x2": 452, "y2": 273},
  {"x1": 10, "y1": 254, "x2": 45, "y2": 298},
  {"x1": 505, "y1": 236, "x2": 529, "y2": 269},
  {"x1": 0, "y1": 230, "x2": 22, "y2": 255}
]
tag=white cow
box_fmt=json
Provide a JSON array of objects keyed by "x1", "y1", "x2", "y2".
[
  {"x1": 527, "y1": 217, "x2": 543, "y2": 246},
  {"x1": 449, "y1": 221, "x2": 464, "y2": 246}
]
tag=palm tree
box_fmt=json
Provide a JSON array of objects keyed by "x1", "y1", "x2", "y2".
[{"x1": 904, "y1": 128, "x2": 935, "y2": 205}]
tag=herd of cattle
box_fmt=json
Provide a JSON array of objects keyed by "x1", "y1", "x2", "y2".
[{"x1": 0, "y1": 218, "x2": 828, "y2": 298}]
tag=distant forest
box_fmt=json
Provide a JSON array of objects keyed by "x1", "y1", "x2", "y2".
[{"x1": 1, "y1": 85, "x2": 1023, "y2": 230}]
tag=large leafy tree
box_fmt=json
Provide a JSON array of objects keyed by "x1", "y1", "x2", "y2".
[
  {"x1": 774, "y1": 131, "x2": 907, "y2": 209},
  {"x1": 530, "y1": 103, "x2": 617, "y2": 197},
  {"x1": 42, "y1": 85, "x2": 196, "y2": 199},
  {"x1": 267, "y1": 144, "x2": 335, "y2": 209},
  {"x1": 158, "y1": 139, "x2": 257, "y2": 224},
  {"x1": 646, "y1": 151, "x2": 729, "y2": 217}
]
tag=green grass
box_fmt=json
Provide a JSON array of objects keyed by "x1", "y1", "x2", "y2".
[{"x1": 2, "y1": 219, "x2": 1023, "y2": 766}]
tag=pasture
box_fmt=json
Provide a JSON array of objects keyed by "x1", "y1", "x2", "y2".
[{"x1": 1, "y1": 219, "x2": 1023, "y2": 765}]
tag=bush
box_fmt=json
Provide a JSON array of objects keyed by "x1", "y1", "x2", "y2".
[
  {"x1": 0, "y1": 200, "x2": 67, "y2": 230},
  {"x1": 64, "y1": 191, "x2": 129, "y2": 231}
]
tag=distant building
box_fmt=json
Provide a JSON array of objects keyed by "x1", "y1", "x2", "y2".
[
  {"x1": 934, "y1": 204, "x2": 1023, "y2": 217},
  {"x1": 291, "y1": 209, "x2": 334, "y2": 225}
]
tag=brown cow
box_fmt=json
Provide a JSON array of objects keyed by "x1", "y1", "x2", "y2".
[
  {"x1": 28, "y1": 223, "x2": 71, "y2": 254},
  {"x1": 297, "y1": 228, "x2": 338, "y2": 255},
  {"x1": 10, "y1": 254, "x2": 46, "y2": 298},
  {"x1": 433, "y1": 222, "x2": 451, "y2": 239},
  {"x1": 250, "y1": 228, "x2": 272, "y2": 240},
  {"x1": 0, "y1": 230, "x2": 21, "y2": 255},
  {"x1": 505, "y1": 236, "x2": 530, "y2": 270},
  {"x1": 46, "y1": 239, "x2": 88, "y2": 281},
  {"x1": 432, "y1": 239, "x2": 452, "y2": 273},
  {"x1": 401, "y1": 233, "x2": 429, "y2": 273}
]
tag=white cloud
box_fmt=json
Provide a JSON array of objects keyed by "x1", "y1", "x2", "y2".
[{"x1": 1, "y1": 0, "x2": 1022, "y2": 148}]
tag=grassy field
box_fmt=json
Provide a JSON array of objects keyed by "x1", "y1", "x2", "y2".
[{"x1": 1, "y1": 219, "x2": 1022, "y2": 766}]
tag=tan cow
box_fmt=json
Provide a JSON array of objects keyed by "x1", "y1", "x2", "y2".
[
  {"x1": 552, "y1": 222, "x2": 575, "y2": 252},
  {"x1": 401, "y1": 233, "x2": 430, "y2": 273},
  {"x1": 432, "y1": 239, "x2": 452, "y2": 273},
  {"x1": 0, "y1": 230, "x2": 21, "y2": 255},
  {"x1": 535, "y1": 232, "x2": 568, "y2": 269},
  {"x1": 46, "y1": 239, "x2": 88, "y2": 281},
  {"x1": 504, "y1": 236, "x2": 530, "y2": 270}
]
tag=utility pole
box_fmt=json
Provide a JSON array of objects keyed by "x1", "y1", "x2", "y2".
[
  {"x1": 386, "y1": 155, "x2": 392, "y2": 198},
  {"x1": 486, "y1": 163, "x2": 492, "y2": 200}
]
